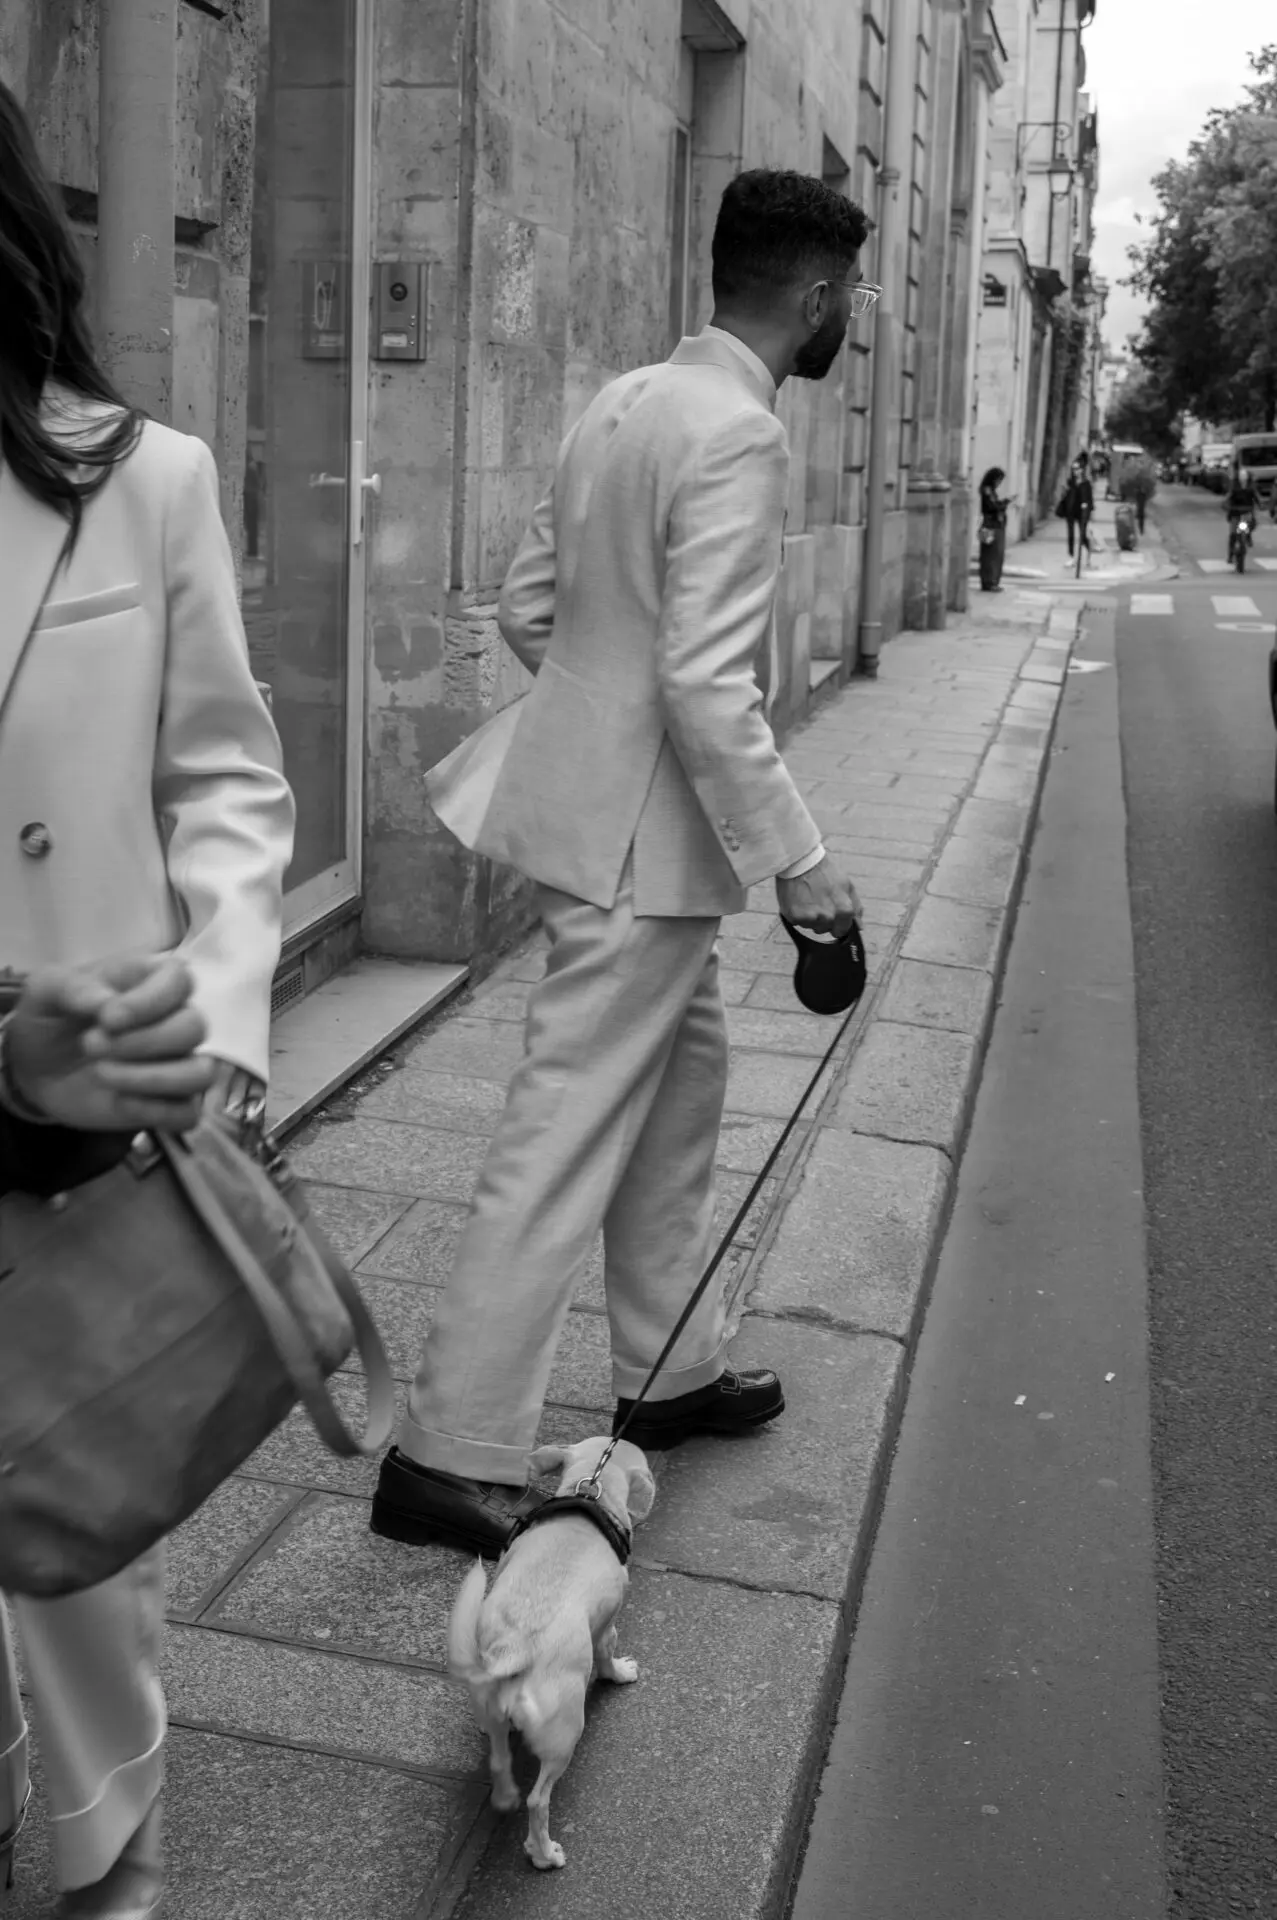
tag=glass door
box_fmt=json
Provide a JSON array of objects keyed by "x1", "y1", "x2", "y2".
[{"x1": 242, "y1": 0, "x2": 372, "y2": 939}]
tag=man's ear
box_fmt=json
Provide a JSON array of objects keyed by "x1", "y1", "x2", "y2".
[
  {"x1": 529, "y1": 1445, "x2": 569, "y2": 1477},
  {"x1": 802, "y1": 279, "x2": 829, "y2": 329}
]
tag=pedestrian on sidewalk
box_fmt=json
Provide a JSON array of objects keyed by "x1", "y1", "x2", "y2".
[
  {"x1": 1059, "y1": 457, "x2": 1094, "y2": 566},
  {"x1": 0, "y1": 80, "x2": 294, "y2": 1918},
  {"x1": 977, "y1": 467, "x2": 1009, "y2": 591},
  {"x1": 373, "y1": 170, "x2": 868, "y2": 1557},
  {"x1": 1121, "y1": 460, "x2": 1156, "y2": 535}
]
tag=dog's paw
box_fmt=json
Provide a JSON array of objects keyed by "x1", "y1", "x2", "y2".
[
  {"x1": 525, "y1": 1838, "x2": 567, "y2": 1871},
  {"x1": 607, "y1": 1655, "x2": 639, "y2": 1684}
]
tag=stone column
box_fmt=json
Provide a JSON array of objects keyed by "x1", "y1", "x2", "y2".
[{"x1": 903, "y1": 0, "x2": 962, "y2": 630}]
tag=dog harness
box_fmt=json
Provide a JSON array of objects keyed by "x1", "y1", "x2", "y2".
[{"x1": 506, "y1": 1493, "x2": 632, "y2": 1566}]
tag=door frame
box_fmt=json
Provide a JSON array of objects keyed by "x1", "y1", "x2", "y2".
[{"x1": 281, "y1": 0, "x2": 373, "y2": 942}]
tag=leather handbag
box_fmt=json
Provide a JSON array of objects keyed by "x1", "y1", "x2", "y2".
[{"x1": 0, "y1": 1116, "x2": 395, "y2": 1597}]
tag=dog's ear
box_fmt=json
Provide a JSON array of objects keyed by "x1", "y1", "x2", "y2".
[
  {"x1": 528, "y1": 1444, "x2": 569, "y2": 1477},
  {"x1": 625, "y1": 1460, "x2": 656, "y2": 1522}
]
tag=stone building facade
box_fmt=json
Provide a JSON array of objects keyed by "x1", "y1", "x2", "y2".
[
  {"x1": 971, "y1": 0, "x2": 1100, "y2": 541},
  {"x1": 1, "y1": 0, "x2": 1012, "y2": 1003}
]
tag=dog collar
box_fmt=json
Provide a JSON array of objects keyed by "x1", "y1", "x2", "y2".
[{"x1": 506, "y1": 1493, "x2": 632, "y2": 1566}]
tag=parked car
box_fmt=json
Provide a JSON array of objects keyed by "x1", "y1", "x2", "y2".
[{"x1": 1199, "y1": 443, "x2": 1234, "y2": 492}]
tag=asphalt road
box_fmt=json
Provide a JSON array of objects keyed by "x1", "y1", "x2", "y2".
[
  {"x1": 1119, "y1": 485, "x2": 1277, "y2": 1915},
  {"x1": 790, "y1": 484, "x2": 1277, "y2": 1917}
]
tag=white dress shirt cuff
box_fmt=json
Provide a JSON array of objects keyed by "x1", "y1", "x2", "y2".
[{"x1": 778, "y1": 843, "x2": 826, "y2": 882}]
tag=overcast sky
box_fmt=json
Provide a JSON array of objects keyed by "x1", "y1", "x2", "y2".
[{"x1": 1083, "y1": 1, "x2": 1275, "y2": 353}]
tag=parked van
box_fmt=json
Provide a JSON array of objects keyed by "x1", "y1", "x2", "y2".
[{"x1": 1231, "y1": 432, "x2": 1277, "y2": 504}]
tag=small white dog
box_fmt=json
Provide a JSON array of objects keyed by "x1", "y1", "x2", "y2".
[{"x1": 446, "y1": 1435, "x2": 655, "y2": 1870}]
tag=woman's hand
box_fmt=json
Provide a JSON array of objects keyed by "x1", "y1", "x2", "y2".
[{"x1": 4, "y1": 955, "x2": 216, "y2": 1134}]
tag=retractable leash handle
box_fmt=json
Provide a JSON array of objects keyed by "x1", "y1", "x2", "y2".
[{"x1": 587, "y1": 916, "x2": 869, "y2": 1492}]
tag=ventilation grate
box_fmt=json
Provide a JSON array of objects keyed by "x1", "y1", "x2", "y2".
[{"x1": 270, "y1": 963, "x2": 305, "y2": 1021}]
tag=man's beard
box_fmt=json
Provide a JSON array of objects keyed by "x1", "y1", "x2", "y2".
[{"x1": 793, "y1": 312, "x2": 850, "y2": 381}]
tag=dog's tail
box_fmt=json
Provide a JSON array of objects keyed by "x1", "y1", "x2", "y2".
[{"x1": 446, "y1": 1558, "x2": 488, "y2": 1683}]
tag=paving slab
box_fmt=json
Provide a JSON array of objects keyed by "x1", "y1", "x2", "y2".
[
  {"x1": 634, "y1": 1317, "x2": 902, "y2": 1597},
  {"x1": 927, "y1": 830, "x2": 1022, "y2": 912},
  {"x1": 874, "y1": 954, "x2": 993, "y2": 1034},
  {"x1": 832, "y1": 1021, "x2": 980, "y2": 1155},
  {"x1": 3, "y1": 1728, "x2": 485, "y2": 1920},
  {"x1": 162, "y1": 1623, "x2": 485, "y2": 1776},
  {"x1": 449, "y1": 1572, "x2": 840, "y2": 1920},
  {"x1": 750, "y1": 1130, "x2": 952, "y2": 1337},
  {"x1": 901, "y1": 893, "x2": 1006, "y2": 970},
  {"x1": 166, "y1": 1479, "x2": 300, "y2": 1622},
  {"x1": 288, "y1": 1116, "x2": 489, "y2": 1201},
  {"x1": 210, "y1": 1491, "x2": 470, "y2": 1667}
]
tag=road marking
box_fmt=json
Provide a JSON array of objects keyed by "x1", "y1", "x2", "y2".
[
  {"x1": 1130, "y1": 594, "x2": 1174, "y2": 615},
  {"x1": 1212, "y1": 595, "x2": 1263, "y2": 619},
  {"x1": 1214, "y1": 622, "x2": 1276, "y2": 634},
  {"x1": 1067, "y1": 660, "x2": 1110, "y2": 673},
  {"x1": 1198, "y1": 558, "x2": 1231, "y2": 573},
  {"x1": 1255, "y1": 557, "x2": 1277, "y2": 571}
]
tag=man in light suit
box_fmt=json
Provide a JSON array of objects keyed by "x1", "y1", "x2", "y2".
[{"x1": 374, "y1": 170, "x2": 873, "y2": 1555}]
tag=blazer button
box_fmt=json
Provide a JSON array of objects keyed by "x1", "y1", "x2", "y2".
[{"x1": 18, "y1": 822, "x2": 53, "y2": 860}]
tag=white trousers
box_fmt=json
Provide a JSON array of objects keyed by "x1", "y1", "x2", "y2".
[
  {"x1": 401, "y1": 873, "x2": 730, "y2": 1483},
  {"x1": 0, "y1": 1549, "x2": 165, "y2": 1890}
]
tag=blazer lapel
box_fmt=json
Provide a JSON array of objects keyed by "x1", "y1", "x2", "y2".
[{"x1": 0, "y1": 466, "x2": 70, "y2": 722}]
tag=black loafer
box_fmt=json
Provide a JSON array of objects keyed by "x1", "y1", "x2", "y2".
[
  {"x1": 613, "y1": 1366, "x2": 785, "y2": 1449},
  {"x1": 370, "y1": 1449, "x2": 543, "y2": 1556}
]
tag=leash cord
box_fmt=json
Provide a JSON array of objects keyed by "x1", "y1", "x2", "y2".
[{"x1": 586, "y1": 985, "x2": 861, "y2": 1489}]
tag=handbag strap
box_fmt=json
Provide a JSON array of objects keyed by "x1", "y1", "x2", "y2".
[{"x1": 156, "y1": 1130, "x2": 396, "y2": 1458}]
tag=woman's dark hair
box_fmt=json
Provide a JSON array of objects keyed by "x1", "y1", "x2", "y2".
[
  {"x1": 980, "y1": 467, "x2": 1005, "y2": 491},
  {"x1": 712, "y1": 169, "x2": 871, "y2": 305},
  {"x1": 0, "y1": 80, "x2": 142, "y2": 544}
]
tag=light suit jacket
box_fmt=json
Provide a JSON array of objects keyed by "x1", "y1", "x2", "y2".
[
  {"x1": 427, "y1": 331, "x2": 821, "y2": 916},
  {"x1": 0, "y1": 394, "x2": 295, "y2": 1082}
]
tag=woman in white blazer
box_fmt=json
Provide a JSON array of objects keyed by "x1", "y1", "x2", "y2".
[{"x1": 0, "y1": 82, "x2": 294, "y2": 1917}]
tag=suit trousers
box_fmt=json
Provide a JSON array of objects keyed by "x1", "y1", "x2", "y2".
[
  {"x1": 0, "y1": 1549, "x2": 165, "y2": 1890},
  {"x1": 400, "y1": 870, "x2": 730, "y2": 1484}
]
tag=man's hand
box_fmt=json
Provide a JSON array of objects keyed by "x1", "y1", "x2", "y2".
[
  {"x1": 776, "y1": 857, "x2": 862, "y2": 937},
  {"x1": 5, "y1": 955, "x2": 216, "y2": 1134}
]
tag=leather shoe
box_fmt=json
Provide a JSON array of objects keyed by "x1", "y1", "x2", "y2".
[
  {"x1": 370, "y1": 1449, "x2": 543, "y2": 1556},
  {"x1": 613, "y1": 1366, "x2": 785, "y2": 1449}
]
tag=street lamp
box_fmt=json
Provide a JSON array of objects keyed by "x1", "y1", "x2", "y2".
[{"x1": 1046, "y1": 154, "x2": 1075, "y2": 199}]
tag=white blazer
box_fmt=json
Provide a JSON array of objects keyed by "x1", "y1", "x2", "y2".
[
  {"x1": 427, "y1": 331, "x2": 820, "y2": 917},
  {"x1": 0, "y1": 394, "x2": 295, "y2": 1081}
]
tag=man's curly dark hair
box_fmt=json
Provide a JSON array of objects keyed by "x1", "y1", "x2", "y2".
[{"x1": 711, "y1": 168, "x2": 871, "y2": 306}]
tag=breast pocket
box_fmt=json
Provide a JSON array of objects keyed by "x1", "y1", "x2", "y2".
[{"x1": 35, "y1": 583, "x2": 142, "y2": 630}]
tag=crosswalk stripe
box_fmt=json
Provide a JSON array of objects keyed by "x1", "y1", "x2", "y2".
[
  {"x1": 1254, "y1": 557, "x2": 1277, "y2": 571},
  {"x1": 1131, "y1": 594, "x2": 1174, "y2": 615},
  {"x1": 1198, "y1": 558, "x2": 1231, "y2": 573},
  {"x1": 1212, "y1": 594, "x2": 1263, "y2": 619}
]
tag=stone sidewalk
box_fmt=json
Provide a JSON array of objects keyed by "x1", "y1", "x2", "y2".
[
  {"x1": 993, "y1": 494, "x2": 1176, "y2": 591},
  {"x1": 9, "y1": 591, "x2": 1079, "y2": 1920}
]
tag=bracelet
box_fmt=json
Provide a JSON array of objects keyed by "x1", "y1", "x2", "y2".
[{"x1": 0, "y1": 1013, "x2": 56, "y2": 1125}]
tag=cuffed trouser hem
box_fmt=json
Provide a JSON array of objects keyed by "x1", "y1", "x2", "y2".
[
  {"x1": 0, "y1": 1719, "x2": 29, "y2": 1846},
  {"x1": 611, "y1": 1332, "x2": 729, "y2": 1402},
  {"x1": 397, "y1": 1411, "x2": 531, "y2": 1487},
  {"x1": 53, "y1": 1736, "x2": 163, "y2": 1891}
]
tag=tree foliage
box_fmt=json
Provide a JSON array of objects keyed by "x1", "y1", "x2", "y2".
[
  {"x1": 1104, "y1": 367, "x2": 1181, "y2": 457},
  {"x1": 1126, "y1": 45, "x2": 1277, "y2": 431}
]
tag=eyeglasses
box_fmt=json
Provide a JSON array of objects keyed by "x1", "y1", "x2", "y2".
[{"x1": 844, "y1": 281, "x2": 882, "y2": 318}]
